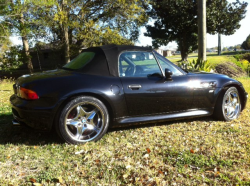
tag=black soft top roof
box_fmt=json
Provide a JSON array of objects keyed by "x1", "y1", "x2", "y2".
[{"x1": 80, "y1": 44, "x2": 152, "y2": 77}]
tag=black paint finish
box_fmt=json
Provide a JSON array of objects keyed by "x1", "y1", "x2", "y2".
[{"x1": 10, "y1": 45, "x2": 248, "y2": 131}]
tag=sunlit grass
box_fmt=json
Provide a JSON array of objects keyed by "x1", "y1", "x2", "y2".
[
  {"x1": 0, "y1": 78, "x2": 249, "y2": 185},
  {"x1": 0, "y1": 79, "x2": 13, "y2": 122},
  {"x1": 168, "y1": 53, "x2": 238, "y2": 68}
]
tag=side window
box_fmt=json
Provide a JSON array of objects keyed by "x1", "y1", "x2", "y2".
[
  {"x1": 119, "y1": 51, "x2": 162, "y2": 77},
  {"x1": 154, "y1": 52, "x2": 183, "y2": 76},
  {"x1": 63, "y1": 52, "x2": 95, "y2": 70}
]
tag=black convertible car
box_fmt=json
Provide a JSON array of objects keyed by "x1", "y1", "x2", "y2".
[{"x1": 10, "y1": 45, "x2": 248, "y2": 144}]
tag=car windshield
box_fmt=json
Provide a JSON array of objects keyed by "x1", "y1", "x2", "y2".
[{"x1": 63, "y1": 52, "x2": 95, "y2": 70}]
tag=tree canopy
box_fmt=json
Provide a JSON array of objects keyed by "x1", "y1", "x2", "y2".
[
  {"x1": 0, "y1": 0, "x2": 149, "y2": 71},
  {"x1": 45, "y1": 0, "x2": 149, "y2": 63},
  {"x1": 241, "y1": 34, "x2": 250, "y2": 50},
  {"x1": 145, "y1": 0, "x2": 248, "y2": 61}
]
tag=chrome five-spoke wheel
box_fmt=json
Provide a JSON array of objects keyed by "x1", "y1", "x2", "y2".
[
  {"x1": 222, "y1": 88, "x2": 241, "y2": 120},
  {"x1": 57, "y1": 96, "x2": 109, "y2": 144},
  {"x1": 214, "y1": 87, "x2": 241, "y2": 121}
]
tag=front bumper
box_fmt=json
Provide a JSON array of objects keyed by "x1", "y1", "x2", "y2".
[{"x1": 10, "y1": 94, "x2": 56, "y2": 131}]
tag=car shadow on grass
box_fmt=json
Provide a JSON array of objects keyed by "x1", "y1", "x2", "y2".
[
  {"x1": 0, "y1": 113, "x2": 63, "y2": 145},
  {"x1": 0, "y1": 113, "x2": 215, "y2": 145}
]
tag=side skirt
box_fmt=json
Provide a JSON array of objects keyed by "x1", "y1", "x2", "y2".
[{"x1": 117, "y1": 109, "x2": 213, "y2": 124}]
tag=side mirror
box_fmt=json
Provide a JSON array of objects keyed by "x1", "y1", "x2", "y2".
[{"x1": 165, "y1": 68, "x2": 173, "y2": 80}]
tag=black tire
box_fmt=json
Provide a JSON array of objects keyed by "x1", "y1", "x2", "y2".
[
  {"x1": 56, "y1": 96, "x2": 109, "y2": 144},
  {"x1": 214, "y1": 87, "x2": 241, "y2": 121}
]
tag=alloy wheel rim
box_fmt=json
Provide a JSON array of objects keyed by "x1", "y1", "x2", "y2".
[
  {"x1": 64, "y1": 101, "x2": 104, "y2": 142},
  {"x1": 222, "y1": 89, "x2": 241, "y2": 120}
]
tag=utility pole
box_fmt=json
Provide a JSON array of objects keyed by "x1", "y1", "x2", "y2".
[{"x1": 198, "y1": 0, "x2": 207, "y2": 61}]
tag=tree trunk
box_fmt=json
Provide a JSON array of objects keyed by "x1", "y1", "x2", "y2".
[
  {"x1": 198, "y1": 0, "x2": 207, "y2": 61},
  {"x1": 218, "y1": 33, "x2": 221, "y2": 55},
  {"x1": 20, "y1": 13, "x2": 33, "y2": 73},
  {"x1": 63, "y1": 24, "x2": 70, "y2": 63},
  {"x1": 181, "y1": 50, "x2": 188, "y2": 61},
  {"x1": 61, "y1": 0, "x2": 70, "y2": 64},
  {"x1": 179, "y1": 40, "x2": 188, "y2": 61}
]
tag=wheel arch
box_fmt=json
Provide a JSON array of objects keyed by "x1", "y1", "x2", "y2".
[{"x1": 216, "y1": 83, "x2": 245, "y2": 111}]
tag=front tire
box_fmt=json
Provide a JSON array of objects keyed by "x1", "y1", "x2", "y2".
[
  {"x1": 57, "y1": 96, "x2": 109, "y2": 144},
  {"x1": 214, "y1": 87, "x2": 241, "y2": 121}
]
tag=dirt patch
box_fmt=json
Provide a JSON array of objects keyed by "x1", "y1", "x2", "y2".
[{"x1": 215, "y1": 62, "x2": 247, "y2": 78}]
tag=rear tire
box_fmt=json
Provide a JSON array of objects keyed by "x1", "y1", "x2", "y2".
[
  {"x1": 56, "y1": 96, "x2": 109, "y2": 144},
  {"x1": 214, "y1": 87, "x2": 241, "y2": 121}
]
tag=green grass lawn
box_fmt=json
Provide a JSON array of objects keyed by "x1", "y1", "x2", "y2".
[
  {"x1": 167, "y1": 52, "x2": 238, "y2": 67},
  {"x1": 0, "y1": 78, "x2": 250, "y2": 185}
]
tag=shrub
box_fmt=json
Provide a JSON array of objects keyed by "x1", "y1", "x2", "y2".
[
  {"x1": 233, "y1": 53, "x2": 250, "y2": 75},
  {"x1": 234, "y1": 53, "x2": 250, "y2": 62},
  {"x1": 241, "y1": 60, "x2": 249, "y2": 70},
  {"x1": 234, "y1": 60, "x2": 245, "y2": 71},
  {"x1": 0, "y1": 45, "x2": 24, "y2": 71},
  {"x1": 178, "y1": 59, "x2": 212, "y2": 72},
  {"x1": 234, "y1": 54, "x2": 242, "y2": 61},
  {"x1": 242, "y1": 53, "x2": 250, "y2": 62},
  {"x1": 241, "y1": 59, "x2": 250, "y2": 76}
]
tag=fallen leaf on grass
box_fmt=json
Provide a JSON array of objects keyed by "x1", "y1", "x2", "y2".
[
  {"x1": 29, "y1": 178, "x2": 36, "y2": 183},
  {"x1": 190, "y1": 149, "x2": 194, "y2": 153},
  {"x1": 146, "y1": 148, "x2": 151, "y2": 153},
  {"x1": 95, "y1": 159, "x2": 101, "y2": 165},
  {"x1": 19, "y1": 172, "x2": 25, "y2": 176},
  {"x1": 214, "y1": 171, "x2": 220, "y2": 177},
  {"x1": 158, "y1": 170, "x2": 164, "y2": 175}
]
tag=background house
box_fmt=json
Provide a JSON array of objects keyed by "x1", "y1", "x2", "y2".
[{"x1": 155, "y1": 49, "x2": 176, "y2": 57}]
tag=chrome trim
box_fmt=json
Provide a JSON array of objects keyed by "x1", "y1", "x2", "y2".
[
  {"x1": 12, "y1": 119, "x2": 21, "y2": 126},
  {"x1": 118, "y1": 109, "x2": 211, "y2": 124},
  {"x1": 128, "y1": 84, "x2": 142, "y2": 89}
]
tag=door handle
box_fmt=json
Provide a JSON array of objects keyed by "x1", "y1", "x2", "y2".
[{"x1": 128, "y1": 84, "x2": 141, "y2": 90}]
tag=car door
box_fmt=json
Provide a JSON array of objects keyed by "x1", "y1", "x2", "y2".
[{"x1": 119, "y1": 51, "x2": 193, "y2": 117}]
